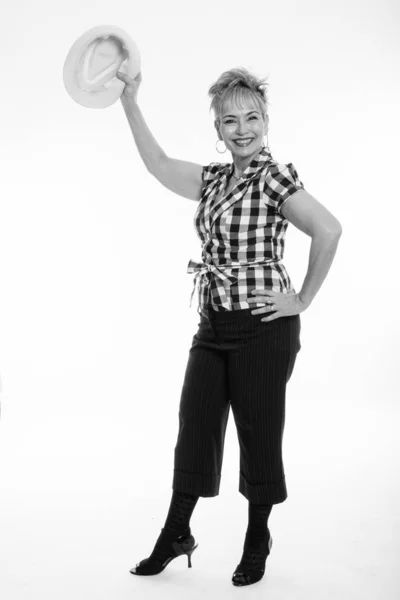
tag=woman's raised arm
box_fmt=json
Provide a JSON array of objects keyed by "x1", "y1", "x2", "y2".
[{"x1": 117, "y1": 71, "x2": 203, "y2": 202}]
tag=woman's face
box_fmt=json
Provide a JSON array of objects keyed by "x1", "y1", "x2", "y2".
[{"x1": 216, "y1": 97, "x2": 268, "y2": 161}]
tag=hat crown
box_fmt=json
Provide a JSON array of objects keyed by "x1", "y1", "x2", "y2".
[{"x1": 79, "y1": 38, "x2": 128, "y2": 91}]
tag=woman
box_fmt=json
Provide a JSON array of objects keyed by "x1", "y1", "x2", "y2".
[{"x1": 116, "y1": 67, "x2": 342, "y2": 586}]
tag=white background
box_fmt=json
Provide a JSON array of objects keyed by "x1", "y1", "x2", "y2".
[{"x1": 0, "y1": 0, "x2": 399, "y2": 598}]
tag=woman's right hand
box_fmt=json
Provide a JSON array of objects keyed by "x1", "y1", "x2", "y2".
[{"x1": 116, "y1": 70, "x2": 142, "y2": 102}]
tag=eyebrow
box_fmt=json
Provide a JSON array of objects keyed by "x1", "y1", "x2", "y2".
[{"x1": 223, "y1": 110, "x2": 259, "y2": 118}]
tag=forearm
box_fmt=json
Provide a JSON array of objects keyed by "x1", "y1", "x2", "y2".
[
  {"x1": 298, "y1": 233, "x2": 342, "y2": 308},
  {"x1": 120, "y1": 96, "x2": 167, "y2": 174}
]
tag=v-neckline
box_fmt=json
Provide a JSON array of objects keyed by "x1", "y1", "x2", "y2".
[{"x1": 220, "y1": 173, "x2": 239, "y2": 201}]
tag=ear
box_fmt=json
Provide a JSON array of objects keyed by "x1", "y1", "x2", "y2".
[
  {"x1": 264, "y1": 114, "x2": 269, "y2": 134},
  {"x1": 214, "y1": 120, "x2": 221, "y2": 139}
]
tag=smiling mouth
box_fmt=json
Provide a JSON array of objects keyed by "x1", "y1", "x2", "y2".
[{"x1": 233, "y1": 138, "x2": 254, "y2": 146}]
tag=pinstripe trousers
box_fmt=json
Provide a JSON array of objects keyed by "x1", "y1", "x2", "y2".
[{"x1": 172, "y1": 304, "x2": 301, "y2": 505}]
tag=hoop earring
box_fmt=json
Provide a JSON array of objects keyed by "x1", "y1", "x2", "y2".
[{"x1": 216, "y1": 139, "x2": 227, "y2": 154}]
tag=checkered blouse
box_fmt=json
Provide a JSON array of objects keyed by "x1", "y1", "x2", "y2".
[{"x1": 187, "y1": 146, "x2": 305, "y2": 315}]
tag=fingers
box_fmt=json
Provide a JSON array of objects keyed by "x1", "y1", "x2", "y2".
[
  {"x1": 261, "y1": 313, "x2": 280, "y2": 322},
  {"x1": 116, "y1": 71, "x2": 141, "y2": 82},
  {"x1": 116, "y1": 71, "x2": 131, "y2": 82},
  {"x1": 251, "y1": 304, "x2": 275, "y2": 316},
  {"x1": 252, "y1": 296, "x2": 272, "y2": 304}
]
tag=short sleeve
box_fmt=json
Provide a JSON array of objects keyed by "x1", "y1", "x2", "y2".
[
  {"x1": 202, "y1": 162, "x2": 223, "y2": 185},
  {"x1": 264, "y1": 162, "x2": 305, "y2": 216}
]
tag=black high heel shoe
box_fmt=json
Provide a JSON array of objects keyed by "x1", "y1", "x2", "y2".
[
  {"x1": 232, "y1": 529, "x2": 273, "y2": 586},
  {"x1": 130, "y1": 527, "x2": 199, "y2": 576}
]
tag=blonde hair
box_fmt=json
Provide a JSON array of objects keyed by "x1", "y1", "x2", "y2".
[{"x1": 208, "y1": 67, "x2": 269, "y2": 126}]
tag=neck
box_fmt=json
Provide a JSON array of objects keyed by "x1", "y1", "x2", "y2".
[{"x1": 232, "y1": 145, "x2": 265, "y2": 178}]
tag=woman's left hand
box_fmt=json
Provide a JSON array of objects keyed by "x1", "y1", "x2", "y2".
[{"x1": 248, "y1": 289, "x2": 307, "y2": 322}]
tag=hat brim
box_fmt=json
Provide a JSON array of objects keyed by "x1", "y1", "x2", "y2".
[{"x1": 63, "y1": 25, "x2": 141, "y2": 109}]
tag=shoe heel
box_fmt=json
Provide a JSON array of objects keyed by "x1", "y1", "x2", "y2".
[{"x1": 185, "y1": 543, "x2": 198, "y2": 568}]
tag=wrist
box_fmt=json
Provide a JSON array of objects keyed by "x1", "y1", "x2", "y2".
[{"x1": 120, "y1": 94, "x2": 139, "y2": 108}]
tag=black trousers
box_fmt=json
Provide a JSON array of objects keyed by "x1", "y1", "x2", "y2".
[{"x1": 172, "y1": 304, "x2": 302, "y2": 505}]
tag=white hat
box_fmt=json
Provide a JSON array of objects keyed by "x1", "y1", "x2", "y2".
[{"x1": 63, "y1": 25, "x2": 141, "y2": 109}]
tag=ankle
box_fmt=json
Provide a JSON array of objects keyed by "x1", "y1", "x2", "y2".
[
  {"x1": 162, "y1": 524, "x2": 191, "y2": 538},
  {"x1": 163, "y1": 490, "x2": 199, "y2": 534},
  {"x1": 244, "y1": 526, "x2": 271, "y2": 555}
]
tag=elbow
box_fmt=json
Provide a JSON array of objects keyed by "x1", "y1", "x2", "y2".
[
  {"x1": 329, "y1": 216, "x2": 343, "y2": 237},
  {"x1": 312, "y1": 224, "x2": 343, "y2": 239},
  {"x1": 322, "y1": 218, "x2": 343, "y2": 238},
  {"x1": 329, "y1": 224, "x2": 343, "y2": 237}
]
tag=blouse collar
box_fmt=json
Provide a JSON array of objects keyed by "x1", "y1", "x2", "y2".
[{"x1": 226, "y1": 146, "x2": 273, "y2": 181}]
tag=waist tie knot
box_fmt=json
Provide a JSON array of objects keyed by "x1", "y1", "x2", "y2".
[{"x1": 187, "y1": 258, "x2": 281, "y2": 308}]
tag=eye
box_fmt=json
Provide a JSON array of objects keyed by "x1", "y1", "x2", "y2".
[{"x1": 224, "y1": 116, "x2": 258, "y2": 124}]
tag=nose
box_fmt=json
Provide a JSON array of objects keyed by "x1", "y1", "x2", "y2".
[{"x1": 235, "y1": 120, "x2": 251, "y2": 135}]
